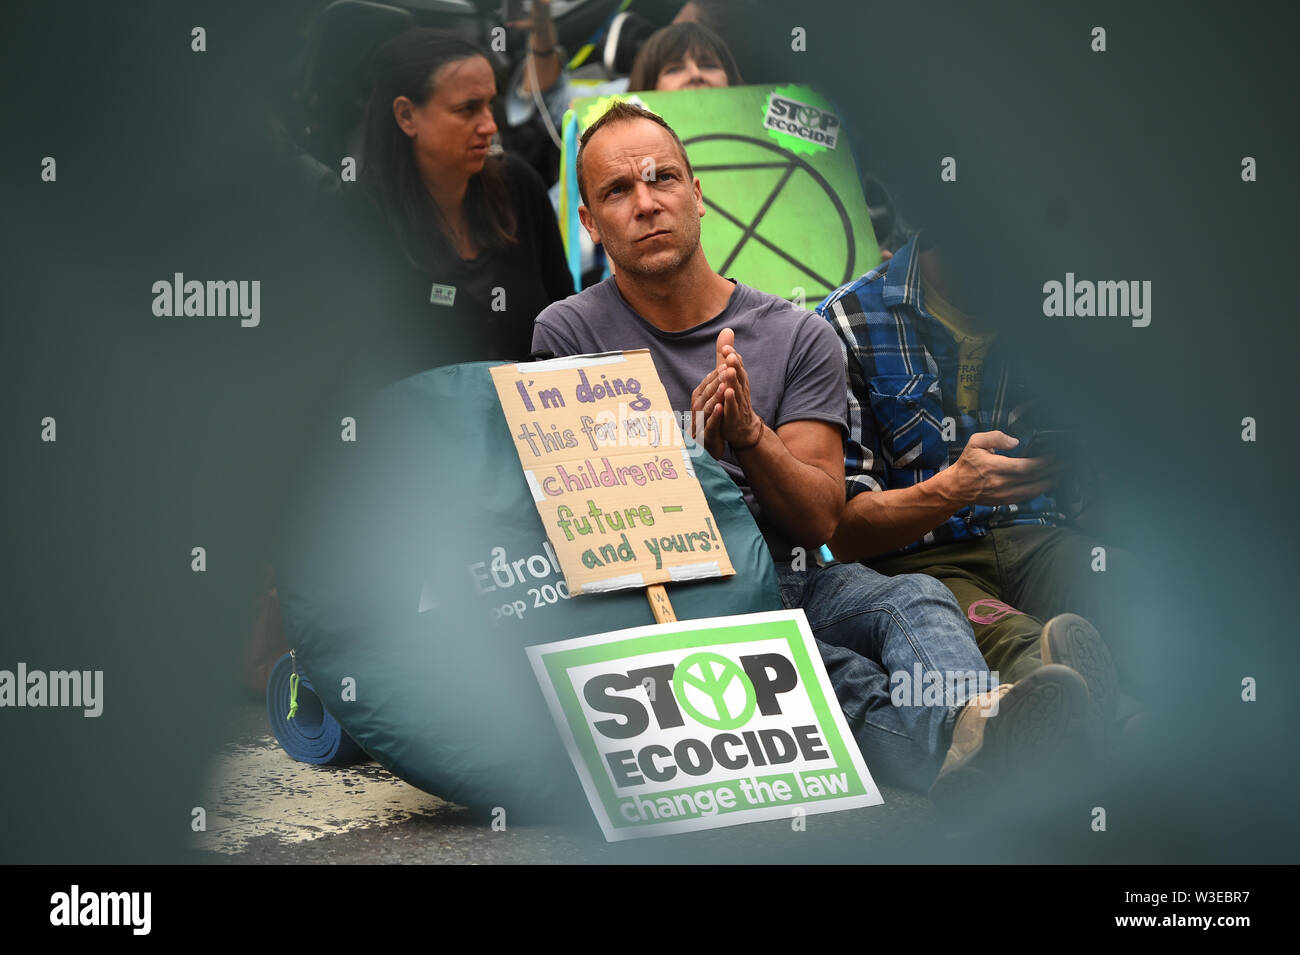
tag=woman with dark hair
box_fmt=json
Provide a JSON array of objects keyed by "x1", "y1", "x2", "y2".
[
  {"x1": 245, "y1": 30, "x2": 574, "y2": 697},
  {"x1": 346, "y1": 28, "x2": 573, "y2": 373},
  {"x1": 626, "y1": 22, "x2": 742, "y2": 92}
]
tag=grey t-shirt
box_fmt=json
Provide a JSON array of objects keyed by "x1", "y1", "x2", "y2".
[{"x1": 532, "y1": 276, "x2": 848, "y2": 561}]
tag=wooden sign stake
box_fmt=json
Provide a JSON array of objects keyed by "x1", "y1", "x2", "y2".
[{"x1": 646, "y1": 584, "x2": 676, "y2": 624}]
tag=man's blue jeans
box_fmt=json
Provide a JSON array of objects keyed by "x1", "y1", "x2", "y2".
[{"x1": 777, "y1": 561, "x2": 989, "y2": 791}]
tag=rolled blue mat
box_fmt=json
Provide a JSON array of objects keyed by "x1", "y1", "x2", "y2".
[{"x1": 266, "y1": 653, "x2": 366, "y2": 765}]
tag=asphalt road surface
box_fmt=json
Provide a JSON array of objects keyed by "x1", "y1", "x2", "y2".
[
  {"x1": 189, "y1": 698, "x2": 1124, "y2": 864},
  {"x1": 190, "y1": 699, "x2": 966, "y2": 864}
]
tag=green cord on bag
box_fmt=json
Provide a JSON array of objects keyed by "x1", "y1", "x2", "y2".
[{"x1": 287, "y1": 672, "x2": 299, "y2": 720}]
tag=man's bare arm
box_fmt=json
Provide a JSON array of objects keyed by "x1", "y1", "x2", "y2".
[
  {"x1": 829, "y1": 480, "x2": 963, "y2": 561},
  {"x1": 515, "y1": 0, "x2": 562, "y2": 94},
  {"x1": 701, "y1": 329, "x2": 844, "y2": 548},
  {"x1": 830, "y1": 430, "x2": 1061, "y2": 561},
  {"x1": 735, "y1": 419, "x2": 845, "y2": 550}
]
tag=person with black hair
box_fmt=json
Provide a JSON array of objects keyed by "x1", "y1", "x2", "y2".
[
  {"x1": 627, "y1": 21, "x2": 743, "y2": 91},
  {"x1": 337, "y1": 28, "x2": 573, "y2": 376},
  {"x1": 671, "y1": 0, "x2": 781, "y2": 84}
]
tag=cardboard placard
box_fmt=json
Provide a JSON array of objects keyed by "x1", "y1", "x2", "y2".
[
  {"x1": 490, "y1": 351, "x2": 734, "y2": 595},
  {"x1": 527, "y1": 609, "x2": 883, "y2": 841}
]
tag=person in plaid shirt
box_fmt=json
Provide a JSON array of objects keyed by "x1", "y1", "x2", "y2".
[{"x1": 818, "y1": 231, "x2": 1127, "y2": 743}]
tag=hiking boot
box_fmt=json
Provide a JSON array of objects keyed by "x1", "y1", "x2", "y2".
[
  {"x1": 1040, "y1": 613, "x2": 1118, "y2": 741},
  {"x1": 929, "y1": 663, "x2": 1091, "y2": 810}
]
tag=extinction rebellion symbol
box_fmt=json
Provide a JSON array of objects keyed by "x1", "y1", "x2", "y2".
[{"x1": 684, "y1": 133, "x2": 857, "y2": 290}]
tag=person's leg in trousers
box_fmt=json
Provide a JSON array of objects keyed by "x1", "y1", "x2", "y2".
[
  {"x1": 993, "y1": 525, "x2": 1140, "y2": 720},
  {"x1": 777, "y1": 560, "x2": 988, "y2": 791},
  {"x1": 871, "y1": 538, "x2": 1047, "y2": 686},
  {"x1": 813, "y1": 639, "x2": 938, "y2": 792}
]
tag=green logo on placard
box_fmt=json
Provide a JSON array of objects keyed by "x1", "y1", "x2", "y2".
[
  {"x1": 762, "y1": 84, "x2": 840, "y2": 156},
  {"x1": 672, "y1": 652, "x2": 757, "y2": 729}
]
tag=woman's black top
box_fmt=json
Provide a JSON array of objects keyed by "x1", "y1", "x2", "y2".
[{"x1": 322, "y1": 153, "x2": 574, "y2": 388}]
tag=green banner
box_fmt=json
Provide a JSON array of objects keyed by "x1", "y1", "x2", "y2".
[{"x1": 560, "y1": 84, "x2": 880, "y2": 303}]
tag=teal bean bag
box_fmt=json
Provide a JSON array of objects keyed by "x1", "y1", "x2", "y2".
[{"x1": 274, "y1": 362, "x2": 781, "y2": 820}]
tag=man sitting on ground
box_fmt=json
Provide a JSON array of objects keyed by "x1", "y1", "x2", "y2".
[{"x1": 530, "y1": 102, "x2": 1092, "y2": 800}]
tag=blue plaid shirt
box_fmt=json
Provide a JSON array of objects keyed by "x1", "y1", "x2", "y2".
[{"x1": 816, "y1": 235, "x2": 1062, "y2": 554}]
